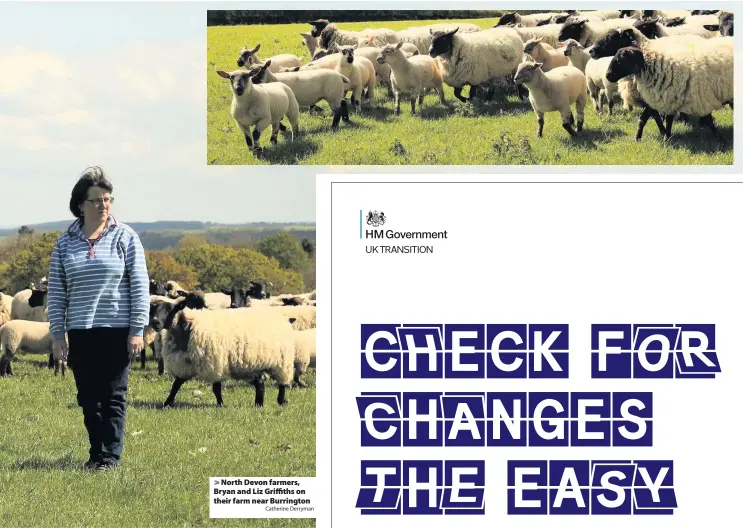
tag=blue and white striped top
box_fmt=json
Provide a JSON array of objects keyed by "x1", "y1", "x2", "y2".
[{"x1": 47, "y1": 215, "x2": 150, "y2": 342}]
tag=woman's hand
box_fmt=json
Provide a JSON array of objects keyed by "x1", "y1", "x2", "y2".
[
  {"x1": 52, "y1": 339, "x2": 68, "y2": 362},
  {"x1": 127, "y1": 335, "x2": 144, "y2": 361}
]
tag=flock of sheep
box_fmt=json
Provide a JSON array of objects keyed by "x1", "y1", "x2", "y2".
[
  {"x1": 214, "y1": 9, "x2": 733, "y2": 153},
  {"x1": 0, "y1": 278, "x2": 317, "y2": 408}
]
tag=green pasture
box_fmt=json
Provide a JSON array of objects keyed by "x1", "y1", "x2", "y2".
[
  {"x1": 0, "y1": 353, "x2": 316, "y2": 527},
  {"x1": 206, "y1": 18, "x2": 733, "y2": 166}
]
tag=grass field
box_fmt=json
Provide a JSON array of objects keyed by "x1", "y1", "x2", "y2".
[
  {"x1": 206, "y1": 18, "x2": 734, "y2": 166},
  {"x1": 0, "y1": 353, "x2": 316, "y2": 528}
]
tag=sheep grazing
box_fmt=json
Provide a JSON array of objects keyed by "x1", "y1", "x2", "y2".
[
  {"x1": 704, "y1": 11, "x2": 733, "y2": 37},
  {"x1": 10, "y1": 288, "x2": 48, "y2": 322},
  {"x1": 0, "y1": 320, "x2": 64, "y2": 377},
  {"x1": 429, "y1": 26, "x2": 524, "y2": 103},
  {"x1": 161, "y1": 305, "x2": 298, "y2": 408},
  {"x1": 605, "y1": 36, "x2": 733, "y2": 141},
  {"x1": 633, "y1": 18, "x2": 715, "y2": 39},
  {"x1": 523, "y1": 37, "x2": 568, "y2": 72},
  {"x1": 236, "y1": 44, "x2": 301, "y2": 73},
  {"x1": 495, "y1": 12, "x2": 555, "y2": 28},
  {"x1": 216, "y1": 68, "x2": 299, "y2": 155},
  {"x1": 558, "y1": 16, "x2": 637, "y2": 47},
  {"x1": 249, "y1": 60, "x2": 351, "y2": 129},
  {"x1": 376, "y1": 42, "x2": 445, "y2": 115},
  {"x1": 309, "y1": 19, "x2": 399, "y2": 52},
  {"x1": 514, "y1": 61, "x2": 587, "y2": 138}
]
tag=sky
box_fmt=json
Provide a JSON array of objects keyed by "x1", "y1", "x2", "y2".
[{"x1": 0, "y1": 1, "x2": 316, "y2": 228}]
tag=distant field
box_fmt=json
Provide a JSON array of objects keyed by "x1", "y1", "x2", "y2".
[
  {"x1": 206, "y1": 18, "x2": 734, "y2": 166},
  {"x1": 0, "y1": 354, "x2": 316, "y2": 528}
]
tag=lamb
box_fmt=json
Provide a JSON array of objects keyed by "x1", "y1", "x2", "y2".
[
  {"x1": 10, "y1": 288, "x2": 48, "y2": 322},
  {"x1": 0, "y1": 292, "x2": 12, "y2": 327},
  {"x1": 215, "y1": 68, "x2": 299, "y2": 155},
  {"x1": 558, "y1": 16, "x2": 638, "y2": 47},
  {"x1": 514, "y1": 61, "x2": 587, "y2": 138},
  {"x1": 249, "y1": 60, "x2": 351, "y2": 129},
  {"x1": 523, "y1": 37, "x2": 569, "y2": 72},
  {"x1": 633, "y1": 18, "x2": 715, "y2": 39},
  {"x1": 300, "y1": 32, "x2": 319, "y2": 56},
  {"x1": 584, "y1": 56, "x2": 620, "y2": 115},
  {"x1": 563, "y1": 39, "x2": 626, "y2": 115},
  {"x1": 605, "y1": 36, "x2": 733, "y2": 140},
  {"x1": 160, "y1": 305, "x2": 297, "y2": 408},
  {"x1": 0, "y1": 320, "x2": 64, "y2": 377},
  {"x1": 334, "y1": 46, "x2": 376, "y2": 108},
  {"x1": 165, "y1": 280, "x2": 186, "y2": 299},
  {"x1": 235, "y1": 44, "x2": 301, "y2": 72},
  {"x1": 495, "y1": 12, "x2": 560, "y2": 27},
  {"x1": 376, "y1": 42, "x2": 445, "y2": 115},
  {"x1": 429, "y1": 26, "x2": 524, "y2": 103},
  {"x1": 309, "y1": 19, "x2": 399, "y2": 52}
]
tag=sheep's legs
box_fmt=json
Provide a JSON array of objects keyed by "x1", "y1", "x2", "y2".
[
  {"x1": 0, "y1": 355, "x2": 11, "y2": 377},
  {"x1": 212, "y1": 382, "x2": 223, "y2": 407},
  {"x1": 243, "y1": 130, "x2": 253, "y2": 149},
  {"x1": 536, "y1": 112, "x2": 545, "y2": 138},
  {"x1": 163, "y1": 377, "x2": 188, "y2": 407},
  {"x1": 699, "y1": 114, "x2": 722, "y2": 141},
  {"x1": 157, "y1": 358, "x2": 164, "y2": 375},
  {"x1": 468, "y1": 85, "x2": 478, "y2": 102},
  {"x1": 410, "y1": 96, "x2": 416, "y2": 115},
  {"x1": 48, "y1": 352, "x2": 54, "y2": 369},
  {"x1": 140, "y1": 349, "x2": 146, "y2": 369},
  {"x1": 663, "y1": 114, "x2": 675, "y2": 140},
  {"x1": 270, "y1": 122, "x2": 281, "y2": 145},
  {"x1": 635, "y1": 106, "x2": 662, "y2": 141},
  {"x1": 277, "y1": 384, "x2": 290, "y2": 406},
  {"x1": 453, "y1": 87, "x2": 468, "y2": 103},
  {"x1": 517, "y1": 85, "x2": 528, "y2": 102},
  {"x1": 394, "y1": 93, "x2": 401, "y2": 115},
  {"x1": 340, "y1": 99, "x2": 350, "y2": 122},
  {"x1": 561, "y1": 112, "x2": 577, "y2": 136},
  {"x1": 253, "y1": 377, "x2": 266, "y2": 407},
  {"x1": 293, "y1": 373, "x2": 307, "y2": 388},
  {"x1": 5, "y1": 361, "x2": 12, "y2": 376},
  {"x1": 331, "y1": 106, "x2": 343, "y2": 129}
]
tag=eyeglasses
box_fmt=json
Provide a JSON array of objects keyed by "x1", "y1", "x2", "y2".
[{"x1": 85, "y1": 197, "x2": 114, "y2": 206}]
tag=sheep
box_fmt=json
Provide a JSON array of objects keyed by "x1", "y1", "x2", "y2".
[
  {"x1": 235, "y1": 44, "x2": 301, "y2": 72},
  {"x1": 165, "y1": 280, "x2": 186, "y2": 299},
  {"x1": 334, "y1": 45, "x2": 376, "y2": 108},
  {"x1": 641, "y1": 10, "x2": 693, "y2": 21},
  {"x1": 495, "y1": 12, "x2": 558, "y2": 28},
  {"x1": 309, "y1": 19, "x2": 399, "y2": 52},
  {"x1": 605, "y1": 36, "x2": 733, "y2": 141},
  {"x1": 291, "y1": 328, "x2": 316, "y2": 388},
  {"x1": 592, "y1": 27, "x2": 731, "y2": 140},
  {"x1": 215, "y1": 68, "x2": 299, "y2": 155},
  {"x1": 677, "y1": 14, "x2": 722, "y2": 28},
  {"x1": 558, "y1": 16, "x2": 638, "y2": 47},
  {"x1": 584, "y1": 56, "x2": 620, "y2": 115},
  {"x1": 160, "y1": 305, "x2": 298, "y2": 408},
  {"x1": 633, "y1": 18, "x2": 715, "y2": 39},
  {"x1": 505, "y1": 23, "x2": 564, "y2": 49},
  {"x1": 300, "y1": 31, "x2": 319, "y2": 56},
  {"x1": 222, "y1": 282, "x2": 270, "y2": 309},
  {"x1": 523, "y1": 37, "x2": 569, "y2": 72},
  {"x1": 250, "y1": 304, "x2": 316, "y2": 330},
  {"x1": 0, "y1": 292, "x2": 12, "y2": 327},
  {"x1": 703, "y1": 11, "x2": 733, "y2": 37},
  {"x1": 10, "y1": 288, "x2": 48, "y2": 322},
  {"x1": 149, "y1": 279, "x2": 167, "y2": 296},
  {"x1": 514, "y1": 61, "x2": 587, "y2": 138},
  {"x1": 248, "y1": 60, "x2": 351, "y2": 129},
  {"x1": 0, "y1": 320, "x2": 64, "y2": 377},
  {"x1": 376, "y1": 42, "x2": 445, "y2": 115},
  {"x1": 203, "y1": 292, "x2": 231, "y2": 310},
  {"x1": 563, "y1": 39, "x2": 628, "y2": 116},
  {"x1": 570, "y1": 10, "x2": 623, "y2": 21},
  {"x1": 391, "y1": 23, "x2": 481, "y2": 55},
  {"x1": 429, "y1": 26, "x2": 524, "y2": 103}
]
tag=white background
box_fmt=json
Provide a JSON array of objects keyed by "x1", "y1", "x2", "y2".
[{"x1": 317, "y1": 175, "x2": 743, "y2": 527}]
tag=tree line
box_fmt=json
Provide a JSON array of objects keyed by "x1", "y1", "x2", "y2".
[
  {"x1": 206, "y1": 10, "x2": 549, "y2": 26},
  {"x1": 0, "y1": 229, "x2": 315, "y2": 295}
]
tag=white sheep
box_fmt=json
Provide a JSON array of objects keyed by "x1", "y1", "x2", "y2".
[
  {"x1": 309, "y1": 19, "x2": 399, "y2": 52},
  {"x1": 0, "y1": 292, "x2": 12, "y2": 327},
  {"x1": 161, "y1": 307, "x2": 297, "y2": 407},
  {"x1": 203, "y1": 292, "x2": 231, "y2": 310},
  {"x1": 0, "y1": 320, "x2": 64, "y2": 377},
  {"x1": 523, "y1": 37, "x2": 569, "y2": 72},
  {"x1": 248, "y1": 60, "x2": 351, "y2": 128},
  {"x1": 291, "y1": 328, "x2": 316, "y2": 388},
  {"x1": 335, "y1": 46, "x2": 376, "y2": 108},
  {"x1": 429, "y1": 26, "x2": 524, "y2": 103},
  {"x1": 376, "y1": 42, "x2": 445, "y2": 115},
  {"x1": 605, "y1": 34, "x2": 733, "y2": 140},
  {"x1": 10, "y1": 288, "x2": 48, "y2": 322},
  {"x1": 563, "y1": 39, "x2": 626, "y2": 116},
  {"x1": 558, "y1": 16, "x2": 638, "y2": 47},
  {"x1": 165, "y1": 280, "x2": 186, "y2": 299},
  {"x1": 300, "y1": 32, "x2": 319, "y2": 57},
  {"x1": 562, "y1": 39, "x2": 591, "y2": 72},
  {"x1": 585, "y1": 56, "x2": 620, "y2": 115},
  {"x1": 215, "y1": 68, "x2": 299, "y2": 155},
  {"x1": 633, "y1": 18, "x2": 715, "y2": 39},
  {"x1": 495, "y1": 12, "x2": 558, "y2": 28},
  {"x1": 236, "y1": 44, "x2": 301, "y2": 72},
  {"x1": 514, "y1": 61, "x2": 587, "y2": 138},
  {"x1": 389, "y1": 23, "x2": 481, "y2": 55}
]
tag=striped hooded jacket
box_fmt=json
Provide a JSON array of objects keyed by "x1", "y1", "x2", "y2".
[{"x1": 47, "y1": 215, "x2": 150, "y2": 342}]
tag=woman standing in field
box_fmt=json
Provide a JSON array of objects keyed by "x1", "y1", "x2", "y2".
[{"x1": 48, "y1": 167, "x2": 150, "y2": 471}]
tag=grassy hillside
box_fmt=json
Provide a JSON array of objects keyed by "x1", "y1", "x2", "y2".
[{"x1": 207, "y1": 18, "x2": 733, "y2": 166}]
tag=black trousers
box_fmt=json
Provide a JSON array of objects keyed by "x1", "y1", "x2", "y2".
[{"x1": 67, "y1": 327, "x2": 131, "y2": 464}]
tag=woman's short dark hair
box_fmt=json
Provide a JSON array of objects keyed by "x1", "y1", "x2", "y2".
[{"x1": 69, "y1": 166, "x2": 114, "y2": 218}]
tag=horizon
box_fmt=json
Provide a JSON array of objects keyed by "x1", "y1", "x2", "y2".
[{"x1": 0, "y1": 218, "x2": 317, "y2": 231}]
